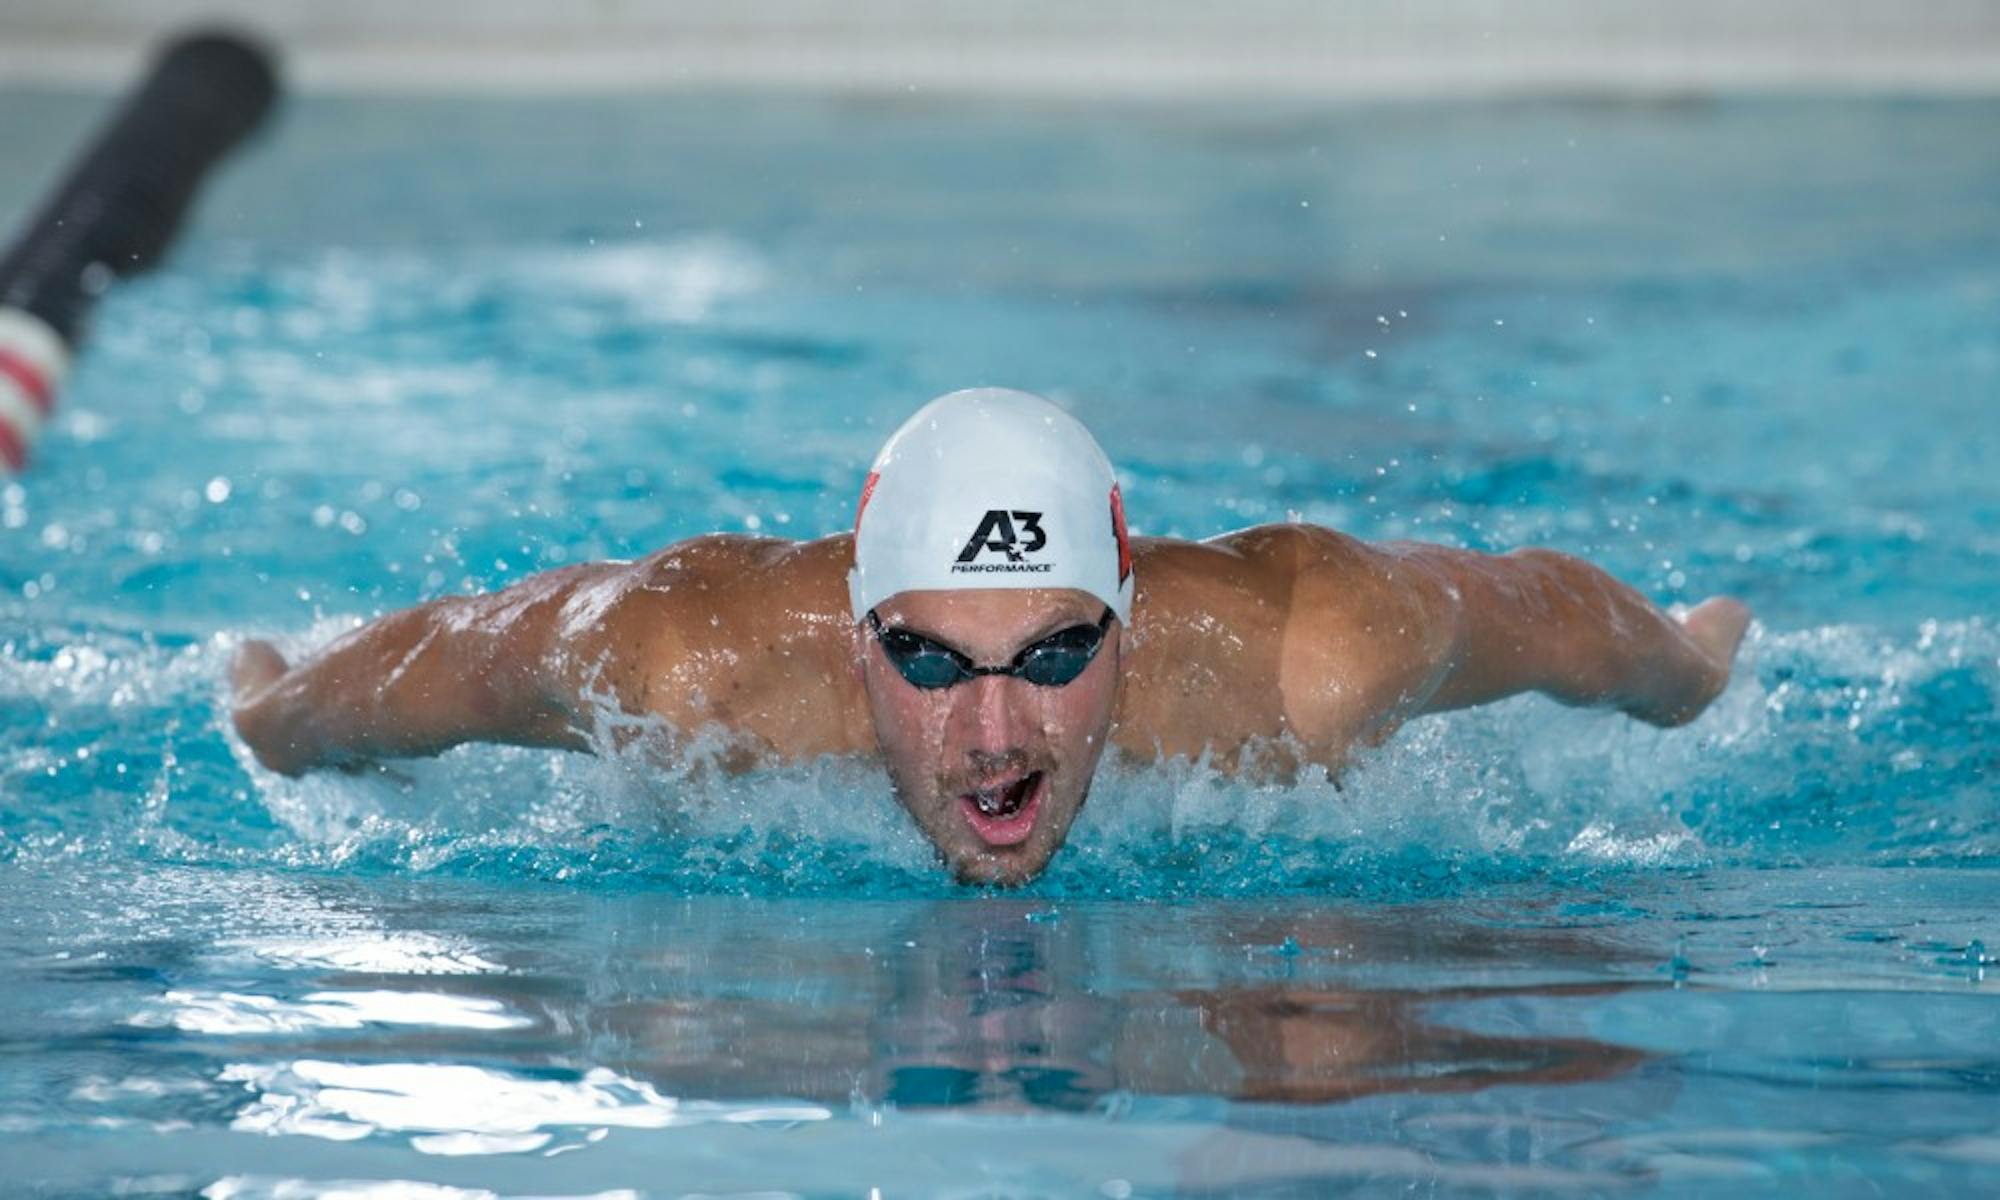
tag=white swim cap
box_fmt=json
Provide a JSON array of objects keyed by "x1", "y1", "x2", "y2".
[{"x1": 849, "y1": 388, "x2": 1134, "y2": 623}]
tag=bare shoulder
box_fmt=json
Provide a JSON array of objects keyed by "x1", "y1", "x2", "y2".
[
  {"x1": 1280, "y1": 528, "x2": 1464, "y2": 746},
  {"x1": 553, "y1": 533, "x2": 864, "y2": 754},
  {"x1": 1129, "y1": 525, "x2": 1462, "y2": 758},
  {"x1": 563, "y1": 532, "x2": 846, "y2": 623},
  {"x1": 1127, "y1": 525, "x2": 1329, "y2": 611},
  {"x1": 1142, "y1": 522, "x2": 1438, "y2": 616}
]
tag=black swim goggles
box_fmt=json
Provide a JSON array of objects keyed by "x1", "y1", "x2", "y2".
[{"x1": 867, "y1": 607, "x2": 1115, "y2": 689}]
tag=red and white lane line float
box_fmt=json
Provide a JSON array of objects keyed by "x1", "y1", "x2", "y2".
[{"x1": 0, "y1": 30, "x2": 278, "y2": 478}]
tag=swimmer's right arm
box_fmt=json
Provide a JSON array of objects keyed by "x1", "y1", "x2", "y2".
[{"x1": 229, "y1": 563, "x2": 623, "y2": 775}]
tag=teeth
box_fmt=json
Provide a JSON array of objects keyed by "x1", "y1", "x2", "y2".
[{"x1": 969, "y1": 777, "x2": 1032, "y2": 818}]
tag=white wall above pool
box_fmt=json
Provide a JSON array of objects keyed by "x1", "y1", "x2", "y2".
[{"x1": 3, "y1": 0, "x2": 2000, "y2": 97}]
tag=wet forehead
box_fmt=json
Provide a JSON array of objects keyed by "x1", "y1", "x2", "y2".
[{"x1": 875, "y1": 588, "x2": 1103, "y2": 658}]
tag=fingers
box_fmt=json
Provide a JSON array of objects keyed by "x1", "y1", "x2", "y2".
[
  {"x1": 230, "y1": 639, "x2": 288, "y2": 701},
  {"x1": 1682, "y1": 597, "x2": 1751, "y2": 670},
  {"x1": 230, "y1": 640, "x2": 304, "y2": 775}
]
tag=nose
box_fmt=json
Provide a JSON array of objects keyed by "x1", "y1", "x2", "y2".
[{"x1": 949, "y1": 673, "x2": 1035, "y2": 759}]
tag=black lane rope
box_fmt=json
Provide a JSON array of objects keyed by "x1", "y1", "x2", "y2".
[{"x1": 0, "y1": 29, "x2": 279, "y2": 476}]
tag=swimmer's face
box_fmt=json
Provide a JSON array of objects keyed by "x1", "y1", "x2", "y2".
[{"x1": 857, "y1": 588, "x2": 1121, "y2": 886}]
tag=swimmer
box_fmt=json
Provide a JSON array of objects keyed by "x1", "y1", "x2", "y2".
[{"x1": 232, "y1": 388, "x2": 1750, "y2": 885}]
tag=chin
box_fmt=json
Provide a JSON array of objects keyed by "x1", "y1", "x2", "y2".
[{"x1": 949, "y1": 846, "x2": 1056, "y2": 888}]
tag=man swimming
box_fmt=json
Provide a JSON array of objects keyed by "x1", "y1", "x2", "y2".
[{"x1": 232, "y1": 388, "x2": 1750, "y2": 885}]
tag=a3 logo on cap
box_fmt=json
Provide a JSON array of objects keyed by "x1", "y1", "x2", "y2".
[{"x1": 953, "y1": 510, "x2": 1052, "y2": 573}]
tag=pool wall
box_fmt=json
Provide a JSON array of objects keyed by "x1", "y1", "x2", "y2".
[{"x1": 4, "y1": 0, "x2": 2000, "y2": 96}]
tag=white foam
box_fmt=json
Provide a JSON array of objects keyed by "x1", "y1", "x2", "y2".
[
  {"x1": 520, "y1": 239, "x2": 769, "y2": 326},
  {"x1": 198, "y1": 613, "x2": 2000, "y2": 880}
]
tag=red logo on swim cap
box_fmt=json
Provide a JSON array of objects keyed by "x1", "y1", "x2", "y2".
[
  {"x1": 1109, "y1": 484, "x2": 1132, "y2": 583},
  {"x1": 854, "y1": 471, "x2": 880, "y2": 533}
]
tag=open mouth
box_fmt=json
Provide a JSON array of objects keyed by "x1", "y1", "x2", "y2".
[{"x1": 959, "y1": 770, "x2": 1046, "y2": 848}]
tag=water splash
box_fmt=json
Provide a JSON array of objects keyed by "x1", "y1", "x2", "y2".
[{"x1": 4, "y1": 613, "x2": 1991, "y2": 895}]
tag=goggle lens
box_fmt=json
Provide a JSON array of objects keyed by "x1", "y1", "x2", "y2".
[
  {"x1": 1014, "y1": 624, "x2": 1105, "y2": 686},
  {"x1": 882, "y1": 636, "x2": 974, "y2": 688},
  {"x1": 870, "y1": 609, "x2": 1113, "y2": 690}
]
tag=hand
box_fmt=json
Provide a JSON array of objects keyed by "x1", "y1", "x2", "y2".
[
  {"x1": 230, "y1": 638, "x2": 289, "y2": 703},
  {"x1": 1681, "y1": 596, "x2": 1751, "y2": 676},
  {"x1": 1663, "y1": 596, "x2": 1752, "y2": 724},
  {"x1": 229, "y1": 638, "x2": 407, "y2": 781},
  {"x1": 231, "y1": 639, "x2": 310, "y2": 775}
]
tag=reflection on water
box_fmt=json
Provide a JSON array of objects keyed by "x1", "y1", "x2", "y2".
[
  {"x1": 222, "y1": 1060, "x2": 830, "y2": 1153},
  {"x1": 137, "y1": 989, "x2": 532, "y2": 1035},
  {"x1": 587, "y1": 899, "x2": 1647, "y2": 1113},
  {"x1": 153, "y1": 886, "x2": 1653, "y2": 1141},
  {"x1": 10, "y1": 865, "x2": 1995, "y2": 1194}
]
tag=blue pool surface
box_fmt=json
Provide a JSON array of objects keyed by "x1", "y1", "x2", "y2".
[{"x1": 0, "y1": 91, "x2": 1996, "y2": 1195}]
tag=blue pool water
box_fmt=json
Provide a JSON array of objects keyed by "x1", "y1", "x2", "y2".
[{"x1": 1, "y1": 91, "x2": 1996, "y2": 1195}]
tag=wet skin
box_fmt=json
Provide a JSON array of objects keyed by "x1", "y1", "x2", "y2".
[
  {"x1": 859, "y1": 589, "x2": 1121, "y2": 885},
  {"x1": 231, "y1": 524, "x2": 1751, "y2": 884}
]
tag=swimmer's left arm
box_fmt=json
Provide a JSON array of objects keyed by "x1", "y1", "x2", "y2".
[
  {"x1": 1276, "y1": 531, "x2": 1748, "y2": 747},
  {"x1": 1399, "y1": 544, "x2": 1750, "y2": 726}
]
